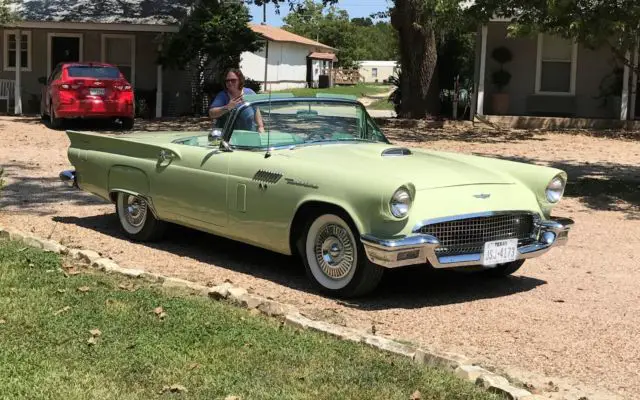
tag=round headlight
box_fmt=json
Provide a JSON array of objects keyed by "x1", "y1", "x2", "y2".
[
  {"x1": 390, "y1": 187, "x2": 412, "y2": 218},
  {"x1": 546, "y1": 175, "x2": 566, "y2": 203}
]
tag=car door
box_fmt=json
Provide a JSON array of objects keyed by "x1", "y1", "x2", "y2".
[
  {"x1": 45, "y1": 66, "x2": 62, "y2": 113},
  {"x1": 148, "y1": 142, "x2": 231, "y2": 231}
]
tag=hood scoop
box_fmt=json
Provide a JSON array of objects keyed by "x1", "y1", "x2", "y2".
[{"x1": 381, "y1": 147, "x2": 412, "y2": 157}]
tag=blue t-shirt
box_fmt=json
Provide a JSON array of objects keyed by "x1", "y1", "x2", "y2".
[{"x1": 210, "y1": 88, "x2": 257, "y2": 130}]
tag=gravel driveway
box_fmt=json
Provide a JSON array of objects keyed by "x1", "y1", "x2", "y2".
[{"x1": 1, "y1": 116, "x2": 639, "y2": 399}]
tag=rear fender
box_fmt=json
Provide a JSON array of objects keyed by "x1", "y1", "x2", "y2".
[{"x1": 108, "y1": 166, "x2": 159, "y2": 219}]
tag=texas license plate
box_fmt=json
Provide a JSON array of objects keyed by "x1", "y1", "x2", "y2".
[
  {"x1": 482, "y1": 239, "x2": 518, "y2": 266},
  {"x1": 90, "y1": 88, "x2": 105, "y2": 96}
]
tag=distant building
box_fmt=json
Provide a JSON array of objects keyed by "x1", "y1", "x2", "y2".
[{"x1": 357, "y1": 60, "x2": 398, "y2": 83}]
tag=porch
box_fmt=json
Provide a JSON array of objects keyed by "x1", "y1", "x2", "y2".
[
  {"x1": 0, "y1": 21, "x2": 189, "y2": 118},
  {"x1": 473, "y1": 21, "x2": 640, "y2": 122}
]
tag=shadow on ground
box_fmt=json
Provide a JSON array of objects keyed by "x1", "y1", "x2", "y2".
[
  {"x1": 52, "y1": 213, "x2": 546, "y2": 309},
  {"x1": 473, "y1": 153, "x2": 640, "y2": 220},
  {"x1": 0, "y1": 162, "x2": 108, "y2": 216}
]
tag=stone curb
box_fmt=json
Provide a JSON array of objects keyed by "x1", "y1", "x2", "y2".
[{"x1": 0, "y1": 224, "x2": 534, "y2": 399}]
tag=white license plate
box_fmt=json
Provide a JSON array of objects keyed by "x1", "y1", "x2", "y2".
[
  {"x1": 90, "y1": 88, "x2": 105, "y2": 96},
  {"x1": 482, "y1": 239, "x2": 518, "y2": 266}
]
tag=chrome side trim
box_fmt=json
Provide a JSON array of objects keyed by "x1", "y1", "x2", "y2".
[
  {"x1": 59, "y1": 169, "x2": 77, "y2": 188},
  {"x1": 411, "y1": 210, "x2": 540, "y2": 233},
  {"x1": 362, "y1": 215, "x2": 574, "y2": 269}
]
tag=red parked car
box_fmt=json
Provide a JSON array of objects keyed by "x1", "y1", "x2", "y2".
[{"x1": 40, "y1": 62, "x2": 135, "y2": 130}]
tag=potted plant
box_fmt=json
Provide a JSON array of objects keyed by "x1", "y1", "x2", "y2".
[{"x1": 490, "y1": 46, "x2": 513, "y2": 115}]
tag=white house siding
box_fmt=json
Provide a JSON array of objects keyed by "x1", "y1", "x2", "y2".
[{"x1": 241, "y1": 41, "x2": 314, "y2": 91}]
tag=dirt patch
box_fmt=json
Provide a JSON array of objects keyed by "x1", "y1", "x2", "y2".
[{"x1": 1, "y1": 116, "x2": 639, "y2": 399}]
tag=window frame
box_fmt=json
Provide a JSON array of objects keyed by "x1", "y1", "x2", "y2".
[
  {"x1": 101, "y1": 33, "x2": 136, "y2": 87},
  {"x1": 3, "y1": 30, "x2": 32, "y2": 72},
  {"x1": 535, "y1": 32, "x2": 578, "y2": 96}
]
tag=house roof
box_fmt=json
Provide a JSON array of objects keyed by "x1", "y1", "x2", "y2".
[
  {"x1": 249, "y1": 23, "x2": 336, "y2": 51},
  {"x1": 309, "y1": 52, "x2": 337, "y2": 61},
  {"x1": 11, "y1": 0, "x2": 193, "y2": 25}
]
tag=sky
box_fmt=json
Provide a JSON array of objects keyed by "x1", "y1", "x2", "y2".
[{"x1": 247, "y1": 0, "x2": 393, "y2": 27}]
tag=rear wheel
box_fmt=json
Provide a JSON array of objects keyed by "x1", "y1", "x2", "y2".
[
  {"x1": 120, "y1": 117, "x2": 134, "y2": 130},
  {"x1": 115, "y1": 192, "x2": 166, "y2": 242},
  {"x1": 300, "y1": 212, "x2": 383, "y2": 298},
  {"x1": 49, "y1": 104, "x2": 62, "y2": 130}
]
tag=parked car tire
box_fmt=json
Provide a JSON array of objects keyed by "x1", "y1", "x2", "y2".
[
  {"x1": 49, "y1": 104, "x2": 62, "y2": 130},
  {"x1": 115, "y1": 192, "x2": 166, "y2": 242},
  {"x1": 300, "y1": 212, "x2": 384, "y2": 298},
  {"x1": 482, "y1": 259, "x2": 526, "y2": 277},
  {"x1": 121, "y1": 118, "x2": 134, "y2": 130}
]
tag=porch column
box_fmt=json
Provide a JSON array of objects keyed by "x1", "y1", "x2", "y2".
[
  {"x1": 155, "y1": 45, "x2": 163, "y2": 119},
  {"x1": 621, "y1": 50, "x2": 630, "y2": 120},
  {"x1": 14, "y1": 29, "x2": 22, "y2": 115},
  {"x1": 631, "y1": 43, "x2": 639, "y2": 120},
  {"x1": 477, "y1": 25, "x2": 488, "y2": 116}
]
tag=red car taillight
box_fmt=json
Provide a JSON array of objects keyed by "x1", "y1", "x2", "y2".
[{"x1": 114, "y1": 83, "x2": 132, "y2": 91}]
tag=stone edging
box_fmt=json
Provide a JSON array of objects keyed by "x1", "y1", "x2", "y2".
[{"x1": 0, "y1": 224, "x2": 544, "y2": 400}]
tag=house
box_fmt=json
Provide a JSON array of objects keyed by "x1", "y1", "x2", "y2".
[
  {"x1": 241, "y1": 23, "x2": 337, "y2": 91},
  {"x1": 0, "y1": 0, "x2": 199, "y2": 117},
  {"x1": 473, "y1": 18, "x2": 640, "y2": 122},
  {"x1": 357, "y1": 60, "x2": 398, "y2": 84}
]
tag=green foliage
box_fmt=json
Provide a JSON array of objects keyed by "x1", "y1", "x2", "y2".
[
  {"x1": 160, "y1": 0, "x2": 263, "y2": 114},
  {"x1": 0, "y1": 0, "x2": 17, "y2": 24},
  {"x1": 490, "y1": 46, "x2": 512, "y2": 92},
  {"x1": 280, "y1": 0, "x2": 398, "y2": 67}
]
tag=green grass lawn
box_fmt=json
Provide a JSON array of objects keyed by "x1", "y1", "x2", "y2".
[
  {"x1": 368, "y1": 98, "x2": 396, "y2": 110},
  {"x1": 272, "y1": 84, "x2": 391, "y2": 98},
  {"x1": 0, "y1": 239, "x2": 502, "y2": 400}
]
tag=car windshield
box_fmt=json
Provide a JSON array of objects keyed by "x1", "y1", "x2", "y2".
[
  {"x1": 227, "y1": 99, "x2": 389, "y2": 150},
  {"x1": 67, "y1": 66, "x2": 121, "y2": 79}
]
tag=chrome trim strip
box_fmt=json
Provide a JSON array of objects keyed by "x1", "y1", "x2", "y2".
[
  {"x1": 411, "y1": 210, "x2": 540, "y2": 233},
  {"x1": 362, "y1": 215, "x2": 574, "y2": 269}
]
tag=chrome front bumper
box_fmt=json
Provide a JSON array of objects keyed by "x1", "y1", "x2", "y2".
[
  {"x1": 361, "y1": 216, "x2": 574, "y2": 269},
  {"x1": 59, "y1": 169, "x2": 78, "y2": 188}
]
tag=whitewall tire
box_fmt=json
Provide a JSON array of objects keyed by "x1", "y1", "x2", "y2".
[
  {"x1": 301, "y1": 212, "x2": 383, "y2": 298},
  {"x1": 115, "y1": 192, "x2": 166, "y2": 242}
]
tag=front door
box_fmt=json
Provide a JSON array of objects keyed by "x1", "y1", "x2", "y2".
[{"x1": 50, "y1": 36, "x2": 81, "y2": 73}]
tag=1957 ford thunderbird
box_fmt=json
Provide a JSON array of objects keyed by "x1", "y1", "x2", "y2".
[{"x1": 59, "y1": 93, "x2": 574, "y2": 298}]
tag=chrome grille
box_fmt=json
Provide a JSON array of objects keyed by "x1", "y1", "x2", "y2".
[{"x1": 418, "y1": 213, "x2": 536, "y2": 257}]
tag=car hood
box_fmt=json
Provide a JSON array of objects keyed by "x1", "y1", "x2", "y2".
[{"x1": 284, "y1": 142, "x2": 516, "y2": 190}]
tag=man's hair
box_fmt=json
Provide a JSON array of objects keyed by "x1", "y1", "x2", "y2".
[{"x1": 224, "y1": 68, "x2": 246, "y2": 89}]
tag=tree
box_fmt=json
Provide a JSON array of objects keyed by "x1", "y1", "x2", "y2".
[
  {"x1": 470, "y1": 0, "x2": 640, "y2": 75},
  {"x1": 282, "y1": 0, "x2": 361, "y2": 67},
  {"x1": 160, "y1": 0, "x2": 262, "y2": 115},
  {"x1": 1, "y1": 0, "x2": 17, "y2": 24}
]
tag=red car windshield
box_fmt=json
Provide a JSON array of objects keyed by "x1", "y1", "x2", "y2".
[{"x1": 67, "y1": 66, "x2": 121, "y2": 79}]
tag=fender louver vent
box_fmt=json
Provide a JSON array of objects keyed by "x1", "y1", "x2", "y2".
[
  {"x1": 382, "y1": 147, "x2": 412, "y2": 156},
  {"x1": 253, "y1": 170, "x2": 282, "y2": 184}
]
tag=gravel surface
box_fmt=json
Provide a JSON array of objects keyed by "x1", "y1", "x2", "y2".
[{"x1": 1, "y1": 116, "x2": 639, "y2": 399}]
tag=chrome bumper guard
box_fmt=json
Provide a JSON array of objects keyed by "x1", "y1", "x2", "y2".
[
  {"x1": 59, "y1": 170, "x2": 78, "y2": 188},
  {"x1": 361, "y1": 216, "x2": 574, "y2": 269}
]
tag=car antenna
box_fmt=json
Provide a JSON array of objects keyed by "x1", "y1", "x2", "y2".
[{"x1": 265, "y1": 86, "x2": 272, "y2": 159}]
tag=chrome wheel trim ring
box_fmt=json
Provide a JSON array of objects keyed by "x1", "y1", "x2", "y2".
[
  {"x1": 313, "y1": 223, "x2": 355, "y2": 280},
  {"x1": 117, "y1": 193, "x2": 147, "y2": 235}
]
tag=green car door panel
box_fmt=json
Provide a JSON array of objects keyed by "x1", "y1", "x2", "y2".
[{"x1": 60, "y1": 95, "x2": 575, "y2": 298}]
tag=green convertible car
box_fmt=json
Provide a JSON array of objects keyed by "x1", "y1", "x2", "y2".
[{"x1": 60, "y1": 94, "x2": 574, "y2": 298}]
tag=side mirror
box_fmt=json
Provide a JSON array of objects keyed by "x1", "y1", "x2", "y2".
[
  {"x1": 38, "y1": 77, "x2": 47, "y2": 85},
  {"x1": 209, "y1": 128, "x2": 232, "y2": 152}
]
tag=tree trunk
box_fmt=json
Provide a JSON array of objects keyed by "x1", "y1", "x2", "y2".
[{"x1": 390, "y1": 0, "x2": 440, "y2": 118}]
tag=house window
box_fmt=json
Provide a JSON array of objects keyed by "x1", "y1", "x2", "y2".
[
  {"x1": 3, "y1": 30, "x2": 32, "y2": 71},
  {"x1": 101, "y1": 34, "x2": 136, "y2": 86},
  {"x1": 536, "y1": 33, "x2": 577, "y2": 94},
  {"x1": 372, "y1": 68, "x2": 378, "y2": 78}
]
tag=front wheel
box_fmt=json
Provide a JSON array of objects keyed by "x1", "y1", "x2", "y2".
[
  {"x1": 300, "y1": 213, "x2": 383, "y2": 298},
  {"x1": 115, "y1": 192, "x2": 166, "y2": 242}
]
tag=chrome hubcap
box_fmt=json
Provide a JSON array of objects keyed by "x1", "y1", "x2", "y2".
[
  {"x1": 314, "y1": 223, "x2": 354, "y2": 280},
  {"x1": 123, "y1": 195, "x2": 147, "y2": 228}
]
